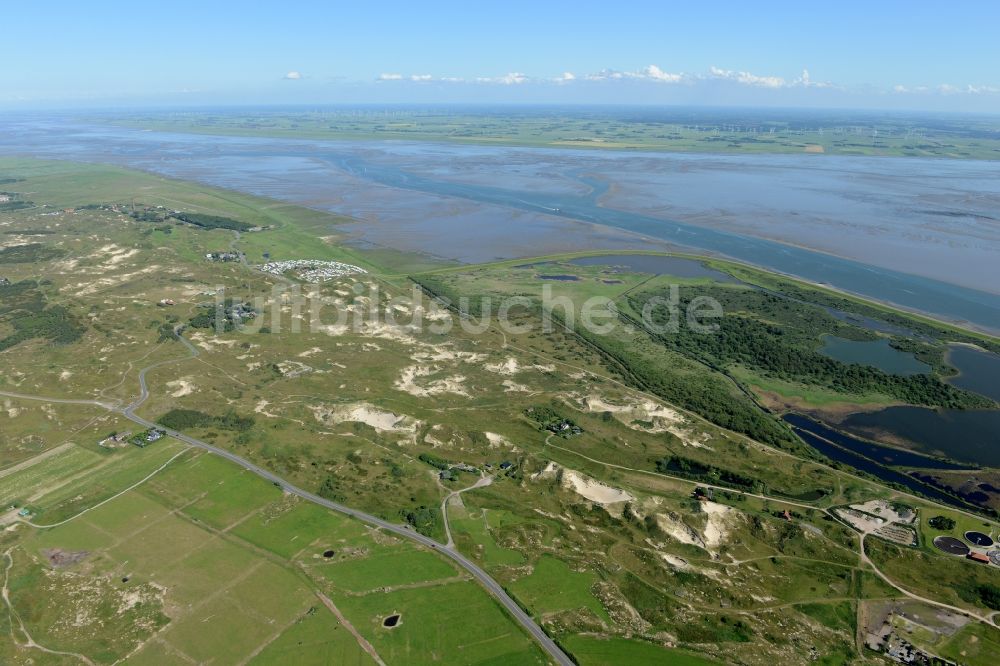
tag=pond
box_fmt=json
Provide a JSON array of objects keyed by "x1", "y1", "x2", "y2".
[
  {"x1": 818, "y1": 336, "x2": 930, "y2": 376},
  {"x1": 946, "y1": 344, "x2": 1000, "y2": 402},
  {"x1": 537, "y1": 274, "x2": 580, "y2": 281},
  {"x1": 839, "y1": 406, "x2": 1000, "y2": 468},
  {"x1": 784, "y1": 417, "x2": 977, "y2": 511},
  {"x1": 783, "y1": 414, "x2": 969, "y2": 470},
  {"x1": 566, "y1": 254, "x2": 739, "y2": 281},
  {"x1": 789, "y1": 428, "x2": 973, "y2": 509}
]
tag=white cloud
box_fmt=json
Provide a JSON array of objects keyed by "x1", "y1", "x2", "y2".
[
  {"x1": 410, "y1": 74, "x2": 433, "y2": 82},
  {"x1": 642, "y1": 65, "x2": 684, "y2": 83},
  {"x1": 475, "y1": 72, "x2": 528, "y2": 85},
  {"x1": 709, "y1": 66, "x2": 786, "y2": 88},
  {"x1": 586, "y1": 69, "x2": 626, "y2": 81},
  {"x1": 585, "y1": 65, "x2": 685, "y2": 83},
  {"x1": 964, "y1": 84, "x2": 1000, "y2": 94},
  {"x1": 283, "y1": 71, "x2": 302, "y2": 80},
  {"x1": 553, "y1": 71, "x2": 576, "y2": 83},
  {"x1": 377, "y1": 73, "x2": 404, "y2": 81}
]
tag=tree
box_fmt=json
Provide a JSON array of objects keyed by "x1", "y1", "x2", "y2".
[{"x1": 927, "y1": 515, "x2": 956, "y2": 530}]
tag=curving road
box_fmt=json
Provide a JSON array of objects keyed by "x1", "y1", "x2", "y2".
[{"x1": 119, "y1": 331, "x2": 574, "y2": 666}]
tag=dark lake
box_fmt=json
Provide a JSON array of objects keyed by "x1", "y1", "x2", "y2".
[
  {"x1": 787, "y1": 425, "x2": 975, "y2": 510},
  {"x1": 818, "y1": 336, "x2": 930, "y2": 376},
  {"x1": 840, "y1": 407, "x2": 1000, "y2": 468},
  {"x1": 783, "y1": 414, "x2": 969, "y2": 470},
  {"x1": 565, "y1": 254, "x2": 739, "y2": 281},
  {"x1": 946, "y1": 345, "x2": 1000, "y2": 402}
]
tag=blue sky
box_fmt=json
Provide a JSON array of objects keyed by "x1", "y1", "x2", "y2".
[{"x1": 3, "y1": 0, "x2": 1000, "y2": 111}]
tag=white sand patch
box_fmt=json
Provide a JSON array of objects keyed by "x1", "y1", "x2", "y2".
[
  {"x1": 531, "y1": 461, "x2": 560, "y2": 480},
  {"x1": 188, "y1": 332, "x2": 239, "y2": 350},
  {"x1": 276, "y1": 360, "x2": 315, "y2": 378},
  {"x1": 74, "y1": 265, "x2": 163, "y2": 296},
  {"x1": 484, "y1": 357, "x2": 522, "y2": 375},
  {"x1": 581, "y1": 393, "x2": 708, "y2": 447},
  {"x1": 254, "y1": 399, "x2": 280, "y2": 418},
  {"x1": 318, "y1": 324, "x2": 349, "y2": 337},
  {"x1": 562, "y1": 470, "x2": 634, "y2": 505},
  {"x1": 98, "y1": 247, "x2": 140, "y2": 268},
  {"x1": 360, "y1": 322, "x2": 417, "y2": 343},
  {"x1": 166, "y1": 378, "x2": 196, "y2": 397},
  {"x1": 411, "y1": 347, "x2": 487, "y2": 364},
  {"x1": 298, "y1": 347, "x2": 323, "y2": 358},
  {"x1": 532, "y1": 462, "x2": 634, "y2": 507},
  {"x1": 502, "y1": 379, "x2": 531, "y2": 393},
  {"x1": 310, "y1": 402, "x2": 420, "y2": 434},
  {"x1": 484, "y1": 432, "x2": 511, "y2": 448},
  {"x1": 655, "y1": 513, "x2": 706, "y2": 549},
  {"x1": 660, "y1": 553, "x2": 690, "y2": 569},
  {"x1": 700, "y1": 501, "x2": 736, "y2": 549},
  {"x1": 394, "y1": 365, "x2": 468, "y2": 398},
  {"x1": 59, "y1": 370, "x2": 73, "y2": 381},
  {"x1": 532, "y1": 364, "x2": 556, "y2": 373}
]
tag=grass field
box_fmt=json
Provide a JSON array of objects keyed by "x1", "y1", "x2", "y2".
[
  {"x1": 4, "y1": 447, "x2": 543, "y2": 664},
  {"x1": 330, "y1": 580, "x2": 548, "y2": 665},
  {"x1": 937, "y1": 622, "x2": 1000, "y2": 666},
  {"x1": 509, "y1": 555, "x2": 611, "y2": 624},
  {"x1": 562, "y1": 635, "x2": 722, "y2": 665}
]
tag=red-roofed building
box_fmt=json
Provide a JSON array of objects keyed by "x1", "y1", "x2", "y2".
[{"x1": 967, "y1": 551, "x2": 990, "y2": 564}]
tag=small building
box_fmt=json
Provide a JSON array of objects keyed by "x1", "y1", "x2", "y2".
[
  {"x1": 782, "y1": 510, "x2": 793, "y2": 521},
  {"x1": 157, "y1": 298, "x2": 175, "y2": 307},
  {"x1": 17, "y1": 508, "x2": 30, "y2": 517},
  {"x1": 967, "y1": 551, "x2": 990, "y2": 564},
  {"x1": 499, "y1": 461, "x2": 513, "y2": 470}
]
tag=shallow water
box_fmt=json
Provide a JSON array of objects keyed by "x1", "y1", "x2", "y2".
[
  {"x1": 565, "y1": 254, "x2": 738, "y2": 281},
  {"x1": 818, "y1": 336, "x2": 930, "y2": 376},
  {"x1": 946, "y1": 345, "x2": 1000, "y2": 402},
  {"x1": 2, "y1": 116, "x2": 1000, "y2": 331},
  {"x1": 840, "y1": 406, "x2": 1000, "y2": 467}
]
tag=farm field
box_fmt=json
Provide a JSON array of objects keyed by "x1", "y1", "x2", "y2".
[{"x1": 102, "y1": 108, "x2": 1000, "y2": 159}]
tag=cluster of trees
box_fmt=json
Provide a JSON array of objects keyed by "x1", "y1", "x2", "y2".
[
  {"x1": 631, "y1": 286, "x2": 993, "y2": 410},
  {"x1": 0, "y1": 280, "x2": 84, "y2": 351},
  {"x1": 158, "y1": 408, "x2": 255, "y2": 432},
  {"x1": 172, "y1": 212, "x2": 254, "y2": 232},
  {"x1": 571, "y1": 320, "x2": 800, "y2": 450},
  {"x1": 401, "y1": 505, "x2": 440, "y2": 536},
  {"x1": 418, "y1": 452, "x2": 451, "y2": 470},
  {"x1": 524, "y1": 405, "x2": 582, "y2": 436},
  {"x1": 0, "y1": 243, "x2": 65, "y2": 264},
  {"x1": 654, "y1": 455, "x2": 762, "y2": 493},
  {"x1": 957, "y1": 581, "x2": 1000, "y2": 611},
  {"x1": 927, "y1": 515, "x2": 956, "y2": 530}
]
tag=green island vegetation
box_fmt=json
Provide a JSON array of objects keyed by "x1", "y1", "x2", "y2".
[
  {"x1": 158, "y1": 408, "x2": 255, "y2": 433},
  {"x1": 0, "y1": 279, "x2": 85, "y2": 351},
  {"x1": 628, "y1": 284, "x2": 994, "y2": 410},
  {"x1": 103, "y1": 108, "x2": 1000, "y2": 159},
  {"x1": 1, "y1": 157, "x2": 998, "y2": 665},
  {"x1": 172, "y1": 210, "x2": 256, "y2": 232},
  {"x1": 0, "y1": 242, "x2": 65, "y2": 263}
]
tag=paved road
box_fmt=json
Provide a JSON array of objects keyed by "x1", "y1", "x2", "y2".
[{"x1": 115, "y1": 331, "x2": 572, "y2": 666}]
